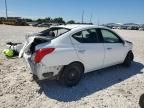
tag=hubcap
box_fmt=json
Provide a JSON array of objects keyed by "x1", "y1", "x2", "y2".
[{"x1": 68, "y1": 69, "x2": 78, "y2": 81}]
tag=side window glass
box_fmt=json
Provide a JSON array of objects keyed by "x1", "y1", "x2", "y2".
[
  {"x1": 101, "y1": 29, "x2": 122, "y2": 43},
  {"x1": 72, "y1": 29, "x2": 99, "y2": 43},
  {"x1": 72, "y1": 31, "x2": 83, "y2": 43}
]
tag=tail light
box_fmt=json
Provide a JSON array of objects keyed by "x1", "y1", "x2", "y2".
[{"x1": 33, "y1": 48, "x2": 55, "y2": 63}]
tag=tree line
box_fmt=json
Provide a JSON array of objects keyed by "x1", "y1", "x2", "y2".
[{"x1": 24, "y1": 17, "x2": 76, "y2": 24}]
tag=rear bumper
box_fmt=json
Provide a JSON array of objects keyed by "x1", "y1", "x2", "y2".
[{"x1": 23, "y1": 53, "x2": 63, "y2": 80}]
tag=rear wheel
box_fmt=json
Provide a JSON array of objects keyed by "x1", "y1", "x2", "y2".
[
  {"x1": 123, "y1": 51, "x2": 134, "y2": 67},
  {"x1": 59, "y1": 63, "x2": 84, "y2": 87}
]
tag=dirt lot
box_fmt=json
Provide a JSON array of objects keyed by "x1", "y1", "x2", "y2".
[{"x1": 0, "y1": 25, "x2": 144, "y2": 108}]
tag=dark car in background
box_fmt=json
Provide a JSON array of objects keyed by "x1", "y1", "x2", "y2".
[
  {"x1": 37, "y1": 23, "x2": 51, "y2": 27},
  {"x1": 127, "y1": 26, "x2": 139, "y2": 30},
  {"x1": 117, "y1": 25, "x2": 128, "y2": 29},
  {"x1": 123, "y1": 23, "x2": 140, "y2": 30}
]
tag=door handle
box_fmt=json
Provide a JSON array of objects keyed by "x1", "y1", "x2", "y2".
[
  {"x1": 107, "y1": 48, "x2": 112, "y2": 50},
  {"x1": 78, "y1": 49, "x2": 86, "y2": 53}
]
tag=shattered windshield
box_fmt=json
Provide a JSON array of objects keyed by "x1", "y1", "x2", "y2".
[{"x1": 39, "y1": 27, "x2": 70, "y2": 38}]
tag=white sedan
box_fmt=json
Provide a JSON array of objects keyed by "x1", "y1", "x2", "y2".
[{"x1": 19, "y1": 24, "x2": 134, "y2": 86}]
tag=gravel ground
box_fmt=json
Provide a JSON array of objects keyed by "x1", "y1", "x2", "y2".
[{"x1": 0, "y1": 25, "x2": 144, "y2": 108}]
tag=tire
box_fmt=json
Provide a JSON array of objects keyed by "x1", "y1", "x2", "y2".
[
  {"x1": 139, "y1": 94, "x2": 144, "y2": 108},
  {"x1": 59, "y1": 63, "x2": 84, "y2": 87},
  {"x1": 123, "y1": 51, "x2": 134, "y2": 67}
]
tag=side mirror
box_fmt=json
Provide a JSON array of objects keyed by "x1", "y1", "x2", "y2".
[{"x1": 123, "y1": 41, "x2": 128, "y2": 47}]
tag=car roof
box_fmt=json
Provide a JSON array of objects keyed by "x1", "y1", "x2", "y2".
[
  {"x1": 54, "y1": 24, "x2": 103, "y2": 30},
  {"x1": 50, "y1": 24, "x2": 125, "y2": 42}
]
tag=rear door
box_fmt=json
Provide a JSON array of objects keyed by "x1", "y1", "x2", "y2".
[
  {"x1": 99, "y1": 29, "x2": 127, "y2": 67},
  {"x1": 71, "y1": 28, "x2": 105, "y2": 72}
]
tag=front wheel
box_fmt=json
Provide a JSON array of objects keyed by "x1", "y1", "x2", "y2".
[
  {"x1": 123, "y1": 51, "x2": 134, "y2": 67},
  {"x1": 59, "y1": 63, "x2": 84, "y2": 87}
]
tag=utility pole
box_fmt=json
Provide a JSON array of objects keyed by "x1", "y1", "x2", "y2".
[
  {"x1": 90, "y1": 13, "x2": 93, "y2": 23},
  {"x1": 81, "y1": 10, "x2": 84, "y2": 24},
  {"x1": 5, "y1": 0, "x2": 8, "y2": 19},
  {"x1": 97, "y1": 19, "x2": 100, "y2": 26}
]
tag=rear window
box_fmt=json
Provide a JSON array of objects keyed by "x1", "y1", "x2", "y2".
[{"x1": 39, "y1": 27, "x2": 70, "y2": 37}]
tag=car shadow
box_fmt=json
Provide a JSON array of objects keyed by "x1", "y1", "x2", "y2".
[{"x1": 36, "y1": 61, "x2": 144, "y2": 102}]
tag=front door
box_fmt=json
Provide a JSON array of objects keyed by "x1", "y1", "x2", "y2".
[{"x1": 100, "y1": 29, "x2": 127, "y2": 67}]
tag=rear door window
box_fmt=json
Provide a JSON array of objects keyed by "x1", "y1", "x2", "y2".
[{"x1": 72, "y1": 28, "x2": 100, "y2": 43}]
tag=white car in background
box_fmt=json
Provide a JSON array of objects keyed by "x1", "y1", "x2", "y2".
[{"x1": 19, "y1": 24, "x2": 134, "y2": 86}]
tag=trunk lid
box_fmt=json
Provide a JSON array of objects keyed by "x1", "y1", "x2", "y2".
[{"x1": 19, "y1": 36, "x2": 52, "y2": 58}]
